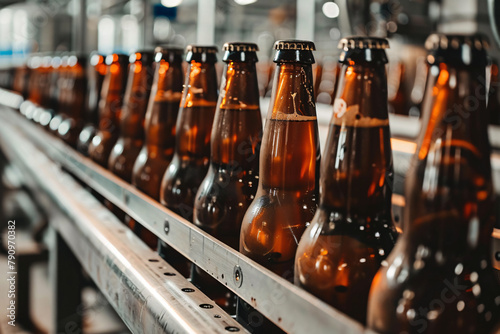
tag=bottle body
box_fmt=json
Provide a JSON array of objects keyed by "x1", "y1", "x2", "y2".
[
  {"x1": 240, "y1": 61, "x2": 320, "y2": 280},
  {"x1": 367, "y1": 35, "x2": 500, "y2": 333}
]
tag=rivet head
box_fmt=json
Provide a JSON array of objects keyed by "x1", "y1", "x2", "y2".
[
  {"x1": 233, "y1": 265, "x2": 243, "y2": 288},
  {"x1": 164, "y1": 220, "x2": 170, "y2": 235}
]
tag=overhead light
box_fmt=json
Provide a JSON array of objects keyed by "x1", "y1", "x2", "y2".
[
  {"x1": 234, "y1": 0, "x2": 257, "y2": 5},
  {"x1": 322, "y1": 1, "x2": 340, "y2": 18},
  {"x1": 161, "y1": 0, "x2": 183, "y2": 8}
]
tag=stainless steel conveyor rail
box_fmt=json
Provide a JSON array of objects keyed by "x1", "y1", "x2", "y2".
[
  {"x1": 0, "y1": 94, "x2": 371, "y2": 333},
  {"x1": 0, "y1": 105, "x2": 250, "y2": 334}
]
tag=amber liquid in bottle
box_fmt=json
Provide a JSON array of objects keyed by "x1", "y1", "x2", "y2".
[
  {"x1": 295, "y1": 40, "x2": 398, "y2": 325},
  {"x1": 193, "y1": 44, "x2": 262, "y2": 313},
  {"x1": 130, "y1": 49, "x2": 183, "y2": 249},
  {"x1": 88, "y1": 54, "x2": 129, "y2": 168},
  {"x1": 367, "y1": 34, "x2": 500, "y2": 334},
  {"x1": 159, "y1": 46, "x2": 218, "y2": 277},
  {"x1": 108, "y1": 51, "x2": 154, "y2": 182}
]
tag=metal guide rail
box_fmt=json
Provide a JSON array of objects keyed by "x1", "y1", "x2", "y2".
[
  {"x1": 0, "y1": 103, "x2": 370, "y2": 332},
  {"x1": 0, "y1": 108, "x2": 249, "y2": 333}
]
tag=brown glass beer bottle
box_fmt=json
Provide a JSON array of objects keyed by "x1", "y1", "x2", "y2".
[
  {"x1": 159, "y1": 45, "x2": 218, "y2": 219},
  {"x1": 237, "y1": 40, "x2": 320, "y2": 333},
  {"x1": 367, "y1": 34, "x2": 500, "y2": 334},
  {"x1": 130, "y1": 47, "x2": 183, "y2": 248},
  {"x1": 192, "y1": 42, "x2": 262, "y2": 312},
  {"x1": 240, "y1": 39, "x2": 320, "y2": 280},
  {"x1": 294, "y1": 37, "x2": 398, "y2": 325},
  {"x1": 58, "y1": 55, "x2": 88, "y2": 147},
  {"x1": 108, "y1": 51, "x2": 155, "y2": 182},
  {"x1": 88, "y1": 54, "x2": 129, "y2": 167},
  {"x1": 77, "y1": 53, "x2": 107, "y2": 155},
  {"x1": 158, "y1": 45, "x2": 218, "y2": 277}
]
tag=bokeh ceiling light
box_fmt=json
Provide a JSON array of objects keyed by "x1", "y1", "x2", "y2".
[
  {"x1": 234, "y1": 0, "x2": 257, "y2": 5},
  {"x1": 322, "y1": 2, "x2": 340, "y2": 18},
  {"x1": 161, "y1": 0, "x2": 183, "y2": 8}
]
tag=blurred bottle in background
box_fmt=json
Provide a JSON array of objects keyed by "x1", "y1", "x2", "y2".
[
  {"x1": 88, "y1": 53, "x2": 128, "y2": 168},
  {"x1": 77, "y1": 53, "x2": 107, "y2": 155},
  {"x1": 108, "y1": 50, "x2": 155, "y2": 182}
]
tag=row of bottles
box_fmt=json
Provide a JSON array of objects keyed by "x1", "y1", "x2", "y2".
[
  {"x1": 11, "y1": 51, "x2": 500, "y2": 124},
  {"x1": 12, "y1": 34, "x2": 500, "y2": 334}
]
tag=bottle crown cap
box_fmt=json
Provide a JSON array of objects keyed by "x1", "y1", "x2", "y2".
[
  {"x1": 425, "y1": 33, "x2": 489, "y2": 52},
  {"x1": 338, "y1": 37, "x2": 390, "y2": 50},
  {"x1": 185, "y1": 45, "x2": 218, "y2": 54},
  {"x1": 274, "y1": 40, "x2": 316, "y2": 51},
  {"x1": 154, "y1": 46, "x2": 184, "y2": 62},
  {"x1": 223, "y1": 42, "x2": 259, "y2": 52}
]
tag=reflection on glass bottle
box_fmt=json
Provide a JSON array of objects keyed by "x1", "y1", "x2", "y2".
[
  {"x1": 295, "y1": 37, "x2": 398, "y2": 325},
  {"x1": 368, "y1": 34, "x2": 500, "y2": 334}
]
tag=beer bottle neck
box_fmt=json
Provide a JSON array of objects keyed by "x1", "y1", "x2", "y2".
[
  {"x1": 120, "y1": 60, "x2": 153, "y2": 139},
  {"x1": 211, "y1": 60, "x2": 262, "y2": 166},
  {"x1": 268, "y1": 63, "x2": 316, "y2": 119},
  {"x1": 155, "y1": 60, "x2": 183, "y2": 102},
  {"x1": 182, "y1": 61, "x2": 218, "y2": 107},
  {"x1": 219, "y1": 61, "x2": 260, "y2": 109},
  {"x1": 417, "y1": 63, "x2": 491, "y2": 161},
  {"x1": 319, "y1": 61, "x2": 392, "y2": 223},
  {"x1": 335, "y1": 63, "x2": 389, "y2": 119},
  {"x1": 405, "y1": 62, "x2": 494, "y2": 259}
]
